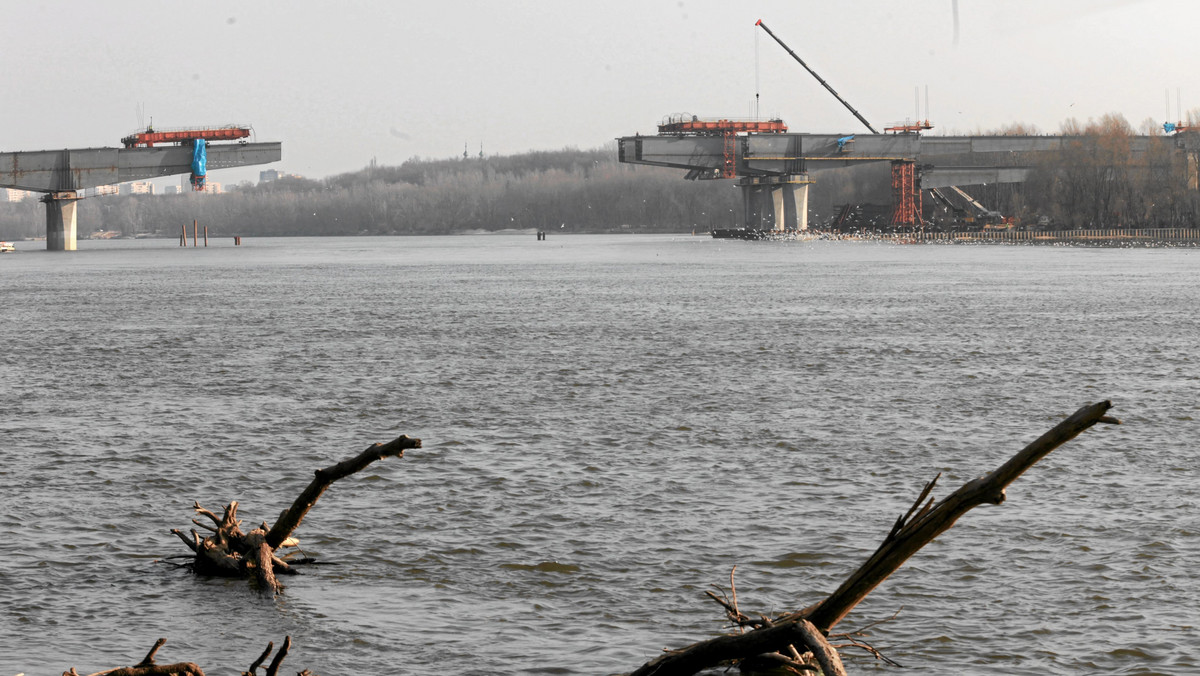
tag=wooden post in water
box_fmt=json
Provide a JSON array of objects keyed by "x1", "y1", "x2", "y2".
[
  {"x1": 192, "y1": 220, "x2": 198, "y2": 248},
  {"x1": 203, "y1": 226, "x2": 208, "y2": 247},
  {"x1": 180, "y1": 224, "x2": 186, "y2": 247}
]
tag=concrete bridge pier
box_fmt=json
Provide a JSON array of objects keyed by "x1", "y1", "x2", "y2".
[
  {"x1": 771, "y1": 184, "x2": 786, "y2": 231},
  {"x1": 43, "y1": 191, "x2": 80, "y2": 251},
  {"x1": 740, "y1": 182, "x2": 769, "y2": 229},
  {"x1": 738, "y1": 175, "x2": 811, "y2": 231},
  {"x1": 783, "y1": 179, "x2": 811, "y2": 231}
]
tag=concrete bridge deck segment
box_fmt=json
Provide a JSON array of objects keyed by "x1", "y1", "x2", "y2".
[
  {"x1": 0, "y1": 142, "x2": 281, "y2": 250},
  {"x1": 618, "y1": 130, "x2": 1189, "y2": 231},
  {"x1": 618, "y1": 133, "x2": 1160, "y2": 178},
  {"x1": 921, "y1": 165, "x2": 1033, "y2": 189}
]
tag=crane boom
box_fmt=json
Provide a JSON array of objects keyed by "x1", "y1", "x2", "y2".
[{"x1": 755, "y1": 19, "x2": 879, "y2": 134}]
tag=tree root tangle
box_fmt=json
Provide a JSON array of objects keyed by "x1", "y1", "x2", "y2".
[{"x1": 169, "y1": 434, "x2": 421, "y2": 593}]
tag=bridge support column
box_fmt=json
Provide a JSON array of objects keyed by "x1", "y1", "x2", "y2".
[
  {"x1": 741, "y1": 182, "x2": 768, "y2": 228},
  {"x1": 739, "y1": 175, "x2": 812, "y2": 232},
  {"x1": 771, "y1": 185, "x2": 786, "y2": 231},
  {"x1": 43, "y1": 191, "x2": 80, "y2": 251},
  {"x1": 785, "y1": 182, "x2": 810, "y2": 231}
]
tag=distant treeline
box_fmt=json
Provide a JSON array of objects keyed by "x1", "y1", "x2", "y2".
[
  {"x1": 0, "y1": 145, "x2": 741, "y2": 240},
  {"x1": 3, "y1": 113, "x2": 1200, "y2": 240}
]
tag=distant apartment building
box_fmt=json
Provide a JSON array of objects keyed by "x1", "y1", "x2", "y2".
[
  {"x1": 119, "y1": 182, "x2": 154, "y2": 196},
  {"x1": 163, "y1": 185, "x2": 183, "y2": 195},
  {"x1": 258, "y1": 169, "x2": 302, "y2": 184},
  {"x1": 180, "y1": 177, "x2": 223, "y2": 194},
  {"x1": 94, "y1": 185, "x2": 119, "y2": 196}
]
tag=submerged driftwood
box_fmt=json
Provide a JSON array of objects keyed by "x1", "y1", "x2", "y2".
[
  {"x1": 631, "y1": 400, "x2": 1120, "y2": 676},
  {"x1": 61, "y1": 636, "x2": 311, "y2": 676},
  {"x1": 169, "y1": 435, "x2": 421, "y2": 593}
]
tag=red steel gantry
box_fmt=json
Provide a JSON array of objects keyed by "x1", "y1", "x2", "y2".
[
  {"x1": 658, "y1": 115, "x2": 787, "y2": 178},
  {"x1": 884, "y1": 120, "x2": 934, "y2": 134},
  {"x1": 121, "y1": 125, "x2": 252, "y2": 148}
]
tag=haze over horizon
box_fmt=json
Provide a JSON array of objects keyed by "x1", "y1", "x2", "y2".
[{"x1": 1, "y1": 0, "x2": 1194, "y2": 187}]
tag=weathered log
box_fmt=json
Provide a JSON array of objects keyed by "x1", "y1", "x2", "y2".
[
  {"x1": 61, "y1": 638, "x2": 206, "y2": 676},
  {"x1": 631, "y1": 401, "x2": 1119, "y2": 676},
  {"x1": 794, "y1": 619, "x2": 847, "y2": 676},
  {"x1": 247, "y1": 531, "x2": 278, "y2": 592},
  {"x1": 172, "y1": 434, "x2": 421, "y2": 592}
]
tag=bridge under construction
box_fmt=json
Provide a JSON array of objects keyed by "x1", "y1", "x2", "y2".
[
  {"x1": 617, "y1": 19, "x2": 1200, "y2": 236},
  {"x1": 617, "y1": 125, "x2": 1200, "y2": 233},
  {"x1": 0, "y1": 125, "x2": 280, "y2": 250}
]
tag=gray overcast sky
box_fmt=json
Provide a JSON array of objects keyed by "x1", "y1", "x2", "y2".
[{"x1": 1, "y1": 0, "x2": 1195, "y2": 186}]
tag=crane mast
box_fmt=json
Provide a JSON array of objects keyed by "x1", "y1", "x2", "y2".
[{"x1": 755, "y1": 19, "x2": 879, "y2": 134}]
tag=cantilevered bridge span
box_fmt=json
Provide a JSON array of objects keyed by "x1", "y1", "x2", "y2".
[{"x1": 0, "y1": 133, "x2": 280, "y2": 250}]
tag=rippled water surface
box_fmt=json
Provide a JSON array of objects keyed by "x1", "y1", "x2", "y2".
[{"x1": 2, "y1": 235, "x2": 1198, "y2": 675}]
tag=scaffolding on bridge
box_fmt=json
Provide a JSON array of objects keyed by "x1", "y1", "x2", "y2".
[{"x1": 890, "y1": 160, "x2": 923, "y2": 227}]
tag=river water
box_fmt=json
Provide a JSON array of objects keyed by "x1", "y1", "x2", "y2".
[{"x1": 1, "y1": 234, "x2": 1197, "y2": 675}]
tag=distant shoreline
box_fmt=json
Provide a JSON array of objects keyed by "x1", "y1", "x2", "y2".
[{"x1": 48, "y1": 227, "x2": 1200, "y2": 246}]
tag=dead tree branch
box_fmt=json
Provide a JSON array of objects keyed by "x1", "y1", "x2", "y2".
[
  {"x1": 265, "y1": 435, "x2": 421, "y2": 549},
  {"x1": 63, "y1": 636, "x2": 310, "y2": 676},
  {"x1": 828, "y1": 608, "x2": 904, "y2": 667},
  {"x1": 61, "y1": 638, "x2": 206, "y2": 676},
  {"x1": 243, "y1": 640, "x2": 274, "y2": 675},
  {"x1": 264, "y1": 635, "x2": 291, "y2": 676},
  {"x1": 630, "y1": 400, "x2": 1119, "y2": 676}
]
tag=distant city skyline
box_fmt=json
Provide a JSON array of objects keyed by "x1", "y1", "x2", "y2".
[{"x1": 1, "y1": 0, "x2": 1194, "y2": 188}]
